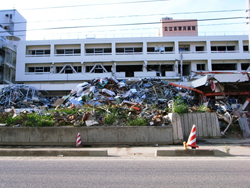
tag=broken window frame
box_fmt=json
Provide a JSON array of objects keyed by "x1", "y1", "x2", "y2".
[
  {"x1": 147, "y1": 47, "x2": 173, "y2": 54},
  {"x1": 86, "y1": 63, "x2": 109, "y2": 73},
  {"x1": 196, "y1": 64, "x2": 206, "y2": 71},
  {"x1": 179, "y1": 45, "x2": 190, "y2": 52},
  {"x1": 55, "y1": 64, "x2": 80, "y2": 74},
  {"x1": 212, "y1": 63, "x2": 237, "y2": 71},
  {"x1": 241, "y1": 63, "x2": 250, "y2": 70}
]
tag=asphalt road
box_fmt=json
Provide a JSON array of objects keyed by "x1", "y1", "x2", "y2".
[{"x1": 0, "y1": 157, "x2": 249, "y2": 188}]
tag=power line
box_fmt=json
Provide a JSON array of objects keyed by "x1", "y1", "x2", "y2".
[
  {"x1": 0, "y1": 16, "x2": 246, "y2": 34},
  {"x1": 0, "y1": 9, "x2": 245, "y2": 25},
  {"x1": 17, "y1": 0, "x2": 169, "y2": 11},
  {"x1": 5, "y1": 21, "x2": 248, "y2": 38}
]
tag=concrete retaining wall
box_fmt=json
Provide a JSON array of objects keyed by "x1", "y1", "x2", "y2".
[
  {"x1": 0, "y1": 126, "x2": 173, "y2": 146},
  {"x1": 169, "y1": 112, "x2": 221, "y2": 141},
  {"x1": 0, "y1": 113, "x2": 221, "y2": 146}
]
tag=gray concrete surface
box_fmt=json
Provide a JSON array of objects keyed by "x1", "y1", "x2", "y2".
[
  {"x1": 0, "y1": 138, "x2": 249, "y2": 157},
  {"x1": 0, "y1": 126, "x2": 174, "y2": 146},
  {"x1": 1, "y1": 158, "x2": 250, "y2": 188}
]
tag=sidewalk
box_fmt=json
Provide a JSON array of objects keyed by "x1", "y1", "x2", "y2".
[{"x1": 0, "y1": 141, "x2": 249, "y2": 157}]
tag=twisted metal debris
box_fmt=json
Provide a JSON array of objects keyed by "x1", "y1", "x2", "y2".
[{"x1": 0, "y1": 84, "x2": 49, "y2": 108}]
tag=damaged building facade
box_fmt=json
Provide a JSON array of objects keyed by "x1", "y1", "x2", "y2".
[
  {"x1": 16, "y1": 35, "x2": 250, "y2": 95},
  {"x1": 0, "y1": 10, "x2": 26, "y2": 84}
]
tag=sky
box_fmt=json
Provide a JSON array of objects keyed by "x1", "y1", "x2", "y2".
[{"x1": 1, "y1": 0, "x2": 249, "y2": 40}]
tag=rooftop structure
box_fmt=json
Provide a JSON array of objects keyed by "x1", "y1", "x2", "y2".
[{"x1": 159, "y1": 17, "x2": 198, "y2": 37}]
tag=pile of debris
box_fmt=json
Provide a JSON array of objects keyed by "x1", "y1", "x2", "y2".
[
  {"x1": 59, "y1": 77, "x2": 198, "y2": 109},
  {"x1": 0, "y1": 84, "x2": 51, "y2": 109},
  {"x1": 0, "y1": 77, "x2": 249, "y2": 138}
]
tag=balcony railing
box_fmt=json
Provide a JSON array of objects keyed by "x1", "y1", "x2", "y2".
[
  {"x1": 211, "y1": 50, "x2": 239, "y2": 53},
  {"x1": 54, "y1": 53, "x2": 81, "y2": 56},
  {"x1": 26, "y1": 54, "x2": 50, "y2": 57},
  {"x1": 115, "y1": 52, "x2": 143, "y2": 55},
  {"x1": 85, "y1": 53, "x2": 112, "y2": 56},
  {"x1": 147, "y1": 51, "x2": 175, "y2": 54}
]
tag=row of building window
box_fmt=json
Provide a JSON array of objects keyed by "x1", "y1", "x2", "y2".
[
  {"x1": 164, "y1": 26, "x2": 196, "y2": 32},
  {"x1": 26, "y1": 63, "x2": 250, "y2": 74},
  {"x1": 28, "y1": 45, "x2": 248, "y2": 56}
]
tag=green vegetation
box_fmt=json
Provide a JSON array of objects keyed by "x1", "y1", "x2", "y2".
[
  {"x1": 126, "y1": 116, "x2": 147, "y2": 126},
  {"x1": 197, "y1": 105, "x2": 209, "y2": 112},
  {"x1": 23, "y1": 113, "x2": 54, "y2": 127},
  {"x1": 170, "y1": 97, "x2": 189, "y2": 115},
  {"x1": 105, "y1": 113, "x2": 118, "y2": 125}
]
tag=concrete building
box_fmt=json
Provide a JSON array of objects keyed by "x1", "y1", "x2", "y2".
[
  {"x1": 158, "y1": 17, "x2": 198, "y2": 37},
  {"x1": 0, "y1": 9, "x2": 26, "y2": 84},
  {"x1": 16, "y1": 35, "x2": 250, "y2": 95}
]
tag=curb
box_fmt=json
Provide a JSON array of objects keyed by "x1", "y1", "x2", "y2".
[
  {"x1": 155, "y1": 149, "x2": 231, "y2": 156},
  {"x1": 0, "y1": 149, "x2": 108, "y2": 157}
]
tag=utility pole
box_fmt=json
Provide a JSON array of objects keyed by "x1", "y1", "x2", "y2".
[{"x1": 247, "y1": 0, "x2": 250, "y2": 51}]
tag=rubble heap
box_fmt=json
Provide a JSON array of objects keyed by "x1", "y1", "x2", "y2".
[
  {"x1": 64, "y1": 77, "x2": 198, "y2": 109},
  {"x1": 0, "y1": 84, "x2": 51, "y2": 109},
  {"x1": 0, "y1": 77, "x2": 249, "y2": 138}
]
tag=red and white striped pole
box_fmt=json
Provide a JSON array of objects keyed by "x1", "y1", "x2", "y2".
[
  {"x1": 76, "y1": 133, "x2": 82, "y2": 147},
  {"x1": 187, "y1": 124, "x2": 199, "y2": 149}
]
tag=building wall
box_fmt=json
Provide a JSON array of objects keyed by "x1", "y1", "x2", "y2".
[
  {"x1": 0, "y1": 10, "x2": 26, "y2": 84},
  {"x1": 16, "y1": 35, "x2": 250, "y2": 91}
]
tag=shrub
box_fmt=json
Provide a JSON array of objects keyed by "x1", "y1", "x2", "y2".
[
  {"x1": 105, "y1": 113, "x2": 118, "y2": 125},
  {"x1": 172, "y1": 98, "x2": 189, "y2": 115},
  {"x1": 23, "y1": 113, "x2": 54, "y2": 127},
  {"x1": 197, "y1": 105, "x2": 209, "y2": 112},
  {"x1": 126, "y1": 117, "x2": 147, "y2": 126}
]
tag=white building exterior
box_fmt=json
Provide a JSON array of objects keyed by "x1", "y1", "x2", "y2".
[
  {"x1": 0, "y1": 9, "x2": 26, "y2": 84},
  {"x1": 16, "y1": 35, "x2": 250, "y2": 93}
]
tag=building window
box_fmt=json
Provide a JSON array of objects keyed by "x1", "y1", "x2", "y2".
[
  {"x1": 174, "y1": 27, "x2": 177, "y2": 31},
  {"x1": 169, "y1": 27, "x2": 172, "y2": 31},
  {"x1": 197, "y1": 64, "x2": 205, "y2": 71},
  {"x1": 165, "y1": 47, "x2": 173, "y2": 52},
  {"x1": 196, "y1": 46, "x2": 204, "y2": 51},
  {"x1": 28, "y1": 66, "x2": 50, "y2": 72},
  {"x1": 73, "y1": 66, "x2": 82, "y2": 73},
  {"x1": 85, "y1": 48, "x2": 111, "y2": 54},
  {"x1": 243, "y1": 45, "x2": 249, "y2": 51},
  {"x1": 183, "y1": 26, "x2": 186, "y2": 30},
  {"x1": 192, "y1": 26, "x2": 196, "y2": 30},
  {"x1": 212, "y1": 63, "x2": 237, "y2": 70},
  {"x1": 30, "y1": 50, "x2": 50, "y2": 55},
  {"x1": 164, "y1": 27, "x2": 168, "y2": 31},
  {"x1": 241, "y1": 63, "x2": 250, "y2": 70},
  {"x1": 56, "y1": 66, "x2": 63, "y2": 73},
  {"x1": 178, "y1": 27, "x2": 182, "y2": 31},
  {"x1": 188, "y1": 26, "x2": 191, "y2": 31},
  {"x1": 179, "y1": 46, "x2": 189, "y2": 51},
  {"x1": 211, "y1": 46, "x2": 235, "y2": 52},
  {"x1": 116, "y1": 47, "x2": 142, "y2": 53},
  {"x1": 56, "y1": 49, "x2": 81, "y2": 55}
]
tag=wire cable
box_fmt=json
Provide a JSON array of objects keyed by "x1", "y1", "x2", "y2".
[
  {"x1": 15, "y1": 0, "x2": 170, "y2": 11},
  {"x1": 1, "y1": 16, "x2": 245, "y2": 34}
]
